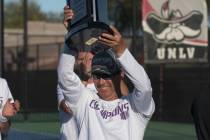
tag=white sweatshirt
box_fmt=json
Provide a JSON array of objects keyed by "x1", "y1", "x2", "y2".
[
  {"x1": 57, "y1": 44, "x2": 97, "y2": 140},
  {"x1": 58, "y1": 48, "x2": 155, "y2": 140},
  {"x1": 0, "y1": 78, "x2": 14, "y2": 139},
  {"x1": 57, "y1": 83, "x2": 97, "y2": 140}
]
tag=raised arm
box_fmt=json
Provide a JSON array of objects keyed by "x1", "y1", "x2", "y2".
[
  {"x1": 57, "y1": 45, "x2": 87, "y2": 112},
  {"x1": 99, "y1": 26, "x2": 155, "y2": 117},
  {"x1": 118, "y1": 50, "x2": 154, "y2": 116}
]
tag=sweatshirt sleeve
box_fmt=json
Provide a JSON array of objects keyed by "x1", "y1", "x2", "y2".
[
  {"x1": 0, "y1": 107, "x2": 7, "y2": 122},
  {"x1": 117, "y1": 49, "x2": 155, "y2": 117},
  {"x1": 57, "y1": 85, "x2": 64, "y2": 110},
  {"x1": 7, "y1": 83, "x2": 14, "y2": 103},
  {"x1": 57, "y1": 45, "x2": 88, "y2": 113},
  {"x1": 57, "y1": 84, "x2": 64, "y2": 108}
]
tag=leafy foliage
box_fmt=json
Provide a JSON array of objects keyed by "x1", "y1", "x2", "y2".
[{"x1": 4, "y1": 0, "x2": 62, "y2": 28}]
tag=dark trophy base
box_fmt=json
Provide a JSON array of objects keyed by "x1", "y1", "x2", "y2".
[{"x1": 65, "y1": 22, "x2": 113, "y2": 53}]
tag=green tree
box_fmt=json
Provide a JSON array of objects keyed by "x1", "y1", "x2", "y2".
[
  {"x1": 108, "y1": 0, "x2": 141, "y2": 34},
  {"x1": 45, "y1": 12, "x2": 63, "y2": 23},
  {"x1": 27, "y1": 1, "x2": 46, "y2": 21},
  {"x1": 4, "y1": 0, "x2": 46, "y2": 28}
]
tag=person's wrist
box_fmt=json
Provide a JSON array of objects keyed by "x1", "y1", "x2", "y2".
[
  {"x1": 59, "y1": 100, "x2": 65, "y2": 109},
  {"x1": 63, "y1": 21, "x2": 68, "y2": 30},
  {"x1": 115, "y1": 40, "x2": 126, "y2": 57}
]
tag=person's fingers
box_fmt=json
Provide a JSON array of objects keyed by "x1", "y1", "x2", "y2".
[
  {"x1": 66, "y1": 107, "x2": 73, "y2": 114},
  {"x1": 60, "y1": 100, "x2": 72, "y2": 114},
  {"x1": 65, "y1": 107, "x2": 71, "y2": 113},
  {"x1": 14, "y1": 100, "x2": 20, "y2": 111},
  {"x1": 63, "y1": 6, "x2": 74, "y2": 30},
  {"x1": 64, "y1": 5, "x2": 70, "y2": 10},
  {"x1": 64, "y1": 12, "x2": 74, "y2": 16},
  {"x1": 83, "y1": 52, "x2": 89, "y2": 64},
  {"x1": 60, "y1": 101, "x2": 66, "y2": 111},
  {"x1": 63, "y1": 106, "x2": 72, "y2": 114},
  {"x1": 63, "y1": 107, "x2": 68, "y2": 113},
  {"x1": 110, "y1": 25, "x2": 121, "y2": 35},
  {"x1": 63, "y1": 13, "x2": 74, "y2": 29},
  {"x1": 64, "y1": 13, "x2": 74, "y2": 20},
  {"x1": 61, "y1": 100, "x2": 72, "y2": 114},
  {"x1": 64, "y1": 10, "x2": 74, "y2": 16},
  {"x1": 99, "y1": 36, "x2": 116, "y2": 45},
  {"x1": 63, "y1": 22, "x2": 68, "y2": 29},
  {"x1": 64, "y1": 8, "x2": 73, "y2": 12},
  {"x1": 65, "y1": 16, "x2": 73, "y2": 21},
  {"x1": 100, "y1": 33, "x2": 115, "y2": 41},
  {"x1": 100, "y1": 31, "x2": 121, "y2": 44},
  {"x1": 109, "y1": 26, "x2": 122, "y2": 42},
  {"x1": 13, "y1": 109, "x2": 17, "y2": 115},
  {"x1": 14, "y1": 100, "x2": 20, "y2": 104},
  {"x1": 7, "y1": 98, "x2": 12, "y2": 103},
  {"x1": 97, "y1": 40, "x2": 115, "y2": 47},
  {"x1": 64, "y1": 7, "x2": 74, "y2": 20}
]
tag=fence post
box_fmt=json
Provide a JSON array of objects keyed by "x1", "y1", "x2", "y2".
[
  {"x1": 36, "y1": 44, "x2": 40, "y2": 71},
  {"x1": 0, "y1": 0, "x2": 4, "y2": 76},
  {"x1": 23, "y1": 0, "x2": 28, "y2": 121},
  {"x1": 159, "y1": 64, "x2": 165, "y2": 121},
  {"x1": 131, "y1": 0, "x2": 138, "y2": 55}
]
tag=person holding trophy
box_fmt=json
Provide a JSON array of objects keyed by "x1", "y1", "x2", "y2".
[
  {"x1": 58, "y1": 3, "x2": 155, "y2": 139},
  {"x1": 58, "y1": 23, "x2": 155, "y2": 139},
  {"x1": 57, "y1": 4, "x2": 129, "y2": 140}
]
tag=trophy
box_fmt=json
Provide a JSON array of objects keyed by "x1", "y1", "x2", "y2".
[{"x1": 65, "y1": 0, "x2": 113, "y2": 52}]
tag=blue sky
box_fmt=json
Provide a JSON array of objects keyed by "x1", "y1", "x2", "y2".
[
  {"x1": 36, "y1": 0, "x2": 66, "y2": 13},
  {"x1": 5, "y1": 0, "x2": 66, "y2": 13}
]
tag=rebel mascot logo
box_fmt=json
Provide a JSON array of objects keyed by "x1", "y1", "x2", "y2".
[{"x1": 142, "y1": 0, "x2": 208, "y2": 63}]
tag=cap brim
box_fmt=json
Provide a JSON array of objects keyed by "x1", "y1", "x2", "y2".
[{"x1": 91, "y1": 66, "x2": 112, "y2": 76}]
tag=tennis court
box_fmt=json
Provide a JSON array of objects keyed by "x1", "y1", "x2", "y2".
[{"x1": 8, "y1": 116, "x2": 197, "y2": 140}]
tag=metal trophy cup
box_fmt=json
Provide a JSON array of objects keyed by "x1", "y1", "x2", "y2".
[{"x1": 65, "y1": 0, "x2": 113, "y2": 52}]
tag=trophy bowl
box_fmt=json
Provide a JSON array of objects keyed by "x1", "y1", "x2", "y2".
[
  {"x1": 65, "y1": 0, "x2": 112, "y2": 53},
  {"x1": 65, "y1": 21, "x2": 113, "y2": 53}
]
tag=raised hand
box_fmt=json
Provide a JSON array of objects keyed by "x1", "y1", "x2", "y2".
[
  {"x1": 99, "y1": 26, "x2": 126, "y2": 57},
  {"x1": 63, "y1": 5, "x2": 74, "y2": 29}
]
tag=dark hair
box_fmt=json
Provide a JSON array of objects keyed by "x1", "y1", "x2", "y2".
[{"x1": 92, "y1": 49, "x2": 121, "y2": 76}]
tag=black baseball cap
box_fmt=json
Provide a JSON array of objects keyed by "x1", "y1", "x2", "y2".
[{"x1": 91, "y1": 49, "x2": 121, "y2": 77}]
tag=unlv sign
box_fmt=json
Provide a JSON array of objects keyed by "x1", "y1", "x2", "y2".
[{"x1": 142, "y1": 0, "x2": 208, "y2": 63}]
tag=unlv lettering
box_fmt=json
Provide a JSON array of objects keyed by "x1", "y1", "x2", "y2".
[{"x1": 157, "y1": 47, "x2": 195, "y2": 60}]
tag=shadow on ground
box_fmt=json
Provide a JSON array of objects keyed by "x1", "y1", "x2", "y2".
[{"x1": 7, "y1": 129, "x2": 59, "y2": 140}]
